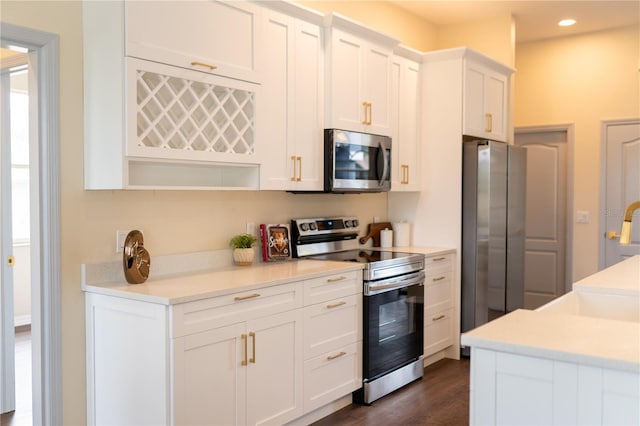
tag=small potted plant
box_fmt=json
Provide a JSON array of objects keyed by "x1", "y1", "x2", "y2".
[{"x1": 230, "y1": 233, "x2": 257, "y2": 266}]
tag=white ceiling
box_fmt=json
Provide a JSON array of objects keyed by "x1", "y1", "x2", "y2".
[{"x1": 388, "y1": 1, "x2": 640, "y2": 43}]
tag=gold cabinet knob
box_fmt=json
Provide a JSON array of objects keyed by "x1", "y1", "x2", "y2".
[{"x1": 7, "y1": 256, "x2": 15, "y2": 267}]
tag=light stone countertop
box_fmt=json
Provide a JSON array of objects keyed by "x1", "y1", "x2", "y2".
[
  {"x1": 82, "y1": 246, "x2": 455, "y2": 305},
  {"x1": 461, "y1": 255, "x2": 640, "y2": 373},
  {"x1": 82, "y1": 259, "x2": 364, "y2": 305}
]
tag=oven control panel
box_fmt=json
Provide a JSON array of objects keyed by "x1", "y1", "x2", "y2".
[{"x1": 291, "y1": 216, "x2": 360, "y2": 236}]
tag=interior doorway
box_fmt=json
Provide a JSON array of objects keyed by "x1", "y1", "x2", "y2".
[
  {"x1": 515, "y1": 125, "x2": 573, "y2": 309},
  {"x1": 1, "y1": 22, "x2": 62, "y2": 425},
  {"x1": 1, "y1": 47, "x2": 32, "y2": 425},
  {"x1": 600, "y1": 119, "x2": 640, "y2": 268}
]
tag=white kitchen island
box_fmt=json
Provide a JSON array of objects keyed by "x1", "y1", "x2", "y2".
[{"x1": 461, "y1": 255, "x2": 640, "y2": 426}]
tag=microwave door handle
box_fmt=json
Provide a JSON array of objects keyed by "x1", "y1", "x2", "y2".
[{"x1": 378, "y1": 141, "x2": 389, "y2": 186}]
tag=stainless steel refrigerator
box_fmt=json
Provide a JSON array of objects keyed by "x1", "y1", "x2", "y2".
[{"x1": 461, "y1": 139, "x2": 526, "y2": 355}]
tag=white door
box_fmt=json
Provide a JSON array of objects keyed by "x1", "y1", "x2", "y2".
[
  {"x1": 515, "y1": 127, "x2": 569, "y2": 309},
  {"x1": 602, "y1": 120, "x2": 640, "y2": 267},
  {"x1": 0, "y1": 66, "x2": 16, "y2": 415}
]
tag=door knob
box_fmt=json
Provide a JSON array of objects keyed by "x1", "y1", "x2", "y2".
[{"x1": 607, "y1": 231, "x2": 621, "y2": 240}]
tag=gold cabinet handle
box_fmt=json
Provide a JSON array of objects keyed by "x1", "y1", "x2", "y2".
[
  {"x1": 190, "y1": 61, "x2": 217, "y2": 71},
  {"x1": 432, "y1": 314, "x2": 446, "y2": 321},
  {"x1": 326, "y1": 301, "x2": 347, "y2": 309},
  {"x1": 367, "y1": 103, "x2": 372, "y2": 125},
  {"x1": 432, "y1": 257, "x2": 446, "y2": 262},
  {"x1": 432, "y1": 276, "x2": 446, "y2": 282},
  {"x1": 234, "y1": 293, "x2": 260, "y2": 301},
  {"x1": 327, "y1": 351, "x2": 346, "y2": 361},
  {"x1": 241, "y1": 334, "x2": 248, "y2": 366},
  {"x1": 327, "y1": 276, "x2": 347, "y2": 283},
  {"x1": 296, "y1": 156, "x2": 302, "y2": 182},
  {"x1": 401, "y1": 164, "x2": 409, "y2": 184},
  {"x1": 7, "y1": 256, "x2": 15, "y2": 267},
  {"x1": 249, "y1": 332, "x2": 256, "y2": 364},
  {"x1": 362, "y1": 102, "x2": 372, "y2": 125},
  {"x1": 607, "y1": 231, "x2": 621, "y2": 240},
  {"x1": 290, "y1": 156, "x2": 297, "y2": 181},
  {"x1": 485, "y1": 113, "x2": 493, "y2": 132}
]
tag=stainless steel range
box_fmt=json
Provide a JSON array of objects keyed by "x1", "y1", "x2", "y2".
[{"x1": 291, "y1": 216, "x2": 425, "y2": 404}]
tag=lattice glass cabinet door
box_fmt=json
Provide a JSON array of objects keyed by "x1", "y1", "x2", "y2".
[{"x1": 126, "y1": 58, "x2": 259, "y2": 163}]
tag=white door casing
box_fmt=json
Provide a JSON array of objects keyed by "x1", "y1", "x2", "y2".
[
  {"x1": 0, "y1": 64, "x2": 17, "y2": 415},
  {"x1": 1, "y1": 22, "x2": 61, "y2": 425},
  {"x1": 601, "y1": 119, "x2": 640, "y2": 268},
  {"x1": 515, "y1": 126, "x2": 571, "y2": 309}
]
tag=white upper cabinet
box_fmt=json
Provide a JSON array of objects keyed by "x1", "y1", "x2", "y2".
[
  {"x1": 259, "y1": 5, "x2": 324, "y2": 191},
  {"x1": 83, "y1": 0, "x2": 262, "y2": 190},
  {"x1": 463, "y1": 52, "x2": 513, "y2": 142},
  {"x1": 125, "y1": 0, "x2": 261, "y2": 83},
  {"x1": 324, "y1": 14, "x2": 399, "y2": 137},
  {"x1": 390, "y1": 46, "x2": 422, "y2": 192}
]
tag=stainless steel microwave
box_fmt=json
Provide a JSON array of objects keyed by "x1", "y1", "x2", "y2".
[{"x1": 324, "y1": 129, "x2": 391, "y2": 193}]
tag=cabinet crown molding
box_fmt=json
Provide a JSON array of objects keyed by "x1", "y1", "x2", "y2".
[
  {"x1": 423, "y1": 46, "x2": 515, "y2": 74},
  {"x1": 323, "y1": 12, "x2": 400, "y2": 47}
]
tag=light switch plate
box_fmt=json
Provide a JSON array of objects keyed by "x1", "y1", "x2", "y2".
[{"x1": 576, "y1": 211, "x2": 590, "y2": 224}]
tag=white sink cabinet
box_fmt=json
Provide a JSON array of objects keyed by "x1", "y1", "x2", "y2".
[
  {"x1": 324, "y1": 13, "x2": 399, "y2": 137},
  {"x1": 462, "y1": 256, "x2": 640, "y2": 425}
]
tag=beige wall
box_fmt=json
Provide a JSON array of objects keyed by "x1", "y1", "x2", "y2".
[
  {"x1": 514, "y1": 25, "x2": 640, "y2": 281},
  {"x1": 299, "y1": 0, "x2": 438, "y2": 51},
  {"x1": 436, "y1": 14, "x2": 516, "y2": 67}
]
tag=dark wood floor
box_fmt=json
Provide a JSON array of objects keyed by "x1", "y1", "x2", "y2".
[{"x1": 312, "y1": 358, "x2": 470, "y2": 426}]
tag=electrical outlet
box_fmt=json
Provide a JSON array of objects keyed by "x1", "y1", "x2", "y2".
[
  {"x1": 373, "y1": 216, "x2": 380, "y2": 223},
  {"x1": 116, "y1": 229, "x2": 143, "y2": 253},
  {"x1": 246, "y1": 222, "x2": 255, "y2": 235}
]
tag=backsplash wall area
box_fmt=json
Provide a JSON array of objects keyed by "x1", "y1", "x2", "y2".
[{"x1": 78, "y1": 189, "x2": 388, "y2": 262}]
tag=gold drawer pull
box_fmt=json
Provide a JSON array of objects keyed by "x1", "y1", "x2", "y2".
[
  {"x1": 327, "y1": 276, "x2": 347, "y2": 283},
  {"x1": 327, "y1": 301, "x2": 347, "y2": 309},
  {"x1": 432, "y1": 257, "x2": 447, "y2": 262},
  {"x1": 485, "y1": 113, "x2": 493, "y2": 132},
  {"x1": 327, "y1": 351, "x2": 347, "y2": 361},
  {"x1": 190, "y1": 61, "x2": 217, "y2": 71},
  {"x1": 234, "y1": 293, "x2": 260, "y2": 301},
  {"x1": 241, "y1": 334, "x2": 248, "y2": 366},
  {"x1": 432, "y1": 276, "x2": 446, "y2": 282},
  {"x1": 432, "y1": 314, "x2": 446, "y2": 321},
  {"x1": 249, "y1": 332, "x2": 256, "y2": 364}
]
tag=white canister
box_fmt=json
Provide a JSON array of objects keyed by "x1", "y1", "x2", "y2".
[
  {"x1": 380, "y1": 229, "x2": 393, "y2": 248},
  {"x1": 392, "y1": 222, "x2": 411, "y2": 247}
]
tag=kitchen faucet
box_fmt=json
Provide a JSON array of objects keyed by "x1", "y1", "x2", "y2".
[{"x1": 620, "y1": 200, "x2": 640, "y2": 244}]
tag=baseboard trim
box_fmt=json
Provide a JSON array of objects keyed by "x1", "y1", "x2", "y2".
[{"x1": 15, "y1": 314, "x2": 31, "y2": 328}]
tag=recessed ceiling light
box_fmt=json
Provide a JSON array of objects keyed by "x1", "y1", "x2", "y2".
[{"x1": 558, "y1": 19, "x2": 577, "y2": 27}]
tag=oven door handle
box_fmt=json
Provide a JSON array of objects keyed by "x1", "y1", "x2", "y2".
[{"x1": 365, "y1": 270, "x2": 425, "y2": 295}]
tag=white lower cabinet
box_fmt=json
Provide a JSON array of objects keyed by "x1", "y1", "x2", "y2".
[
  {"x1": 470, "y1": 348, "x2": 640, "y2": 425},
  {"x1": 85, "y1": 270, "x2": 362, "y2": 426},
  {"x1": 173, "y1": 310, "x2": 303, "y2": 426},
  {"x1": 424, "y1": 253, "x2": 455, "y2": 358}
]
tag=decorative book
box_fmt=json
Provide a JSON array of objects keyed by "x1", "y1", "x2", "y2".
[{"x1": 259, "y1": 224, "x2": 291, "y2": 261}]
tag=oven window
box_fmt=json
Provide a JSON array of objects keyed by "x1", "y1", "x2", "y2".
[{"x1": 363, "y1": 284, "x2": 424, "y2": 380}]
